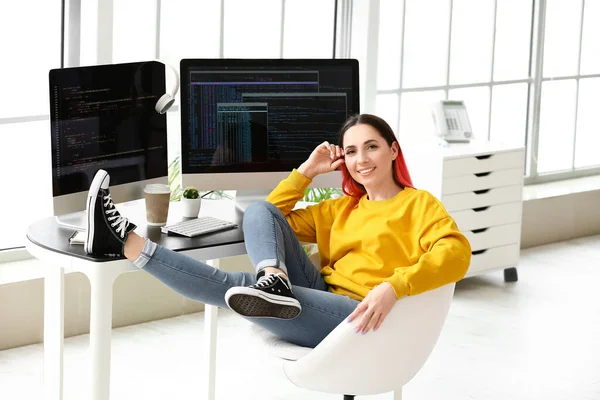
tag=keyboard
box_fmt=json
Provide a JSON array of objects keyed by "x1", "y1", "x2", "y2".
[{"x1": 161, "y1": 216, "x2": 238, "y2": 238}]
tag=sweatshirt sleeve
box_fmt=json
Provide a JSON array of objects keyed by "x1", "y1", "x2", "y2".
[
  {"x1": 265, "y1": 169, "x2": 330, "y2": 243},
  {"x1": 384, "y1": 216, "x2": 472, "y2": 299}
]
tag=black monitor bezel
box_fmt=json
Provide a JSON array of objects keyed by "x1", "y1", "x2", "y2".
[
  {"x1": 179, "y1": 58, "x2": 360, "y2": 175},
  {"x1": 49, "y1": 61, "x2": 169, "y2": 198}
]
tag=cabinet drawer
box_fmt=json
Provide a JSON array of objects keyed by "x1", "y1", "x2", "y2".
[
  {"x1": 466, "y1": 243, "x2": 520, "y2": 277},
  {"x1": 463, "y1": 223, "x2": 521, "y2": 251},
  {"x1": 443, "y1": 168, "x2": 523, "y2": 195},
  {"x1": 451, "y1": 202, "x2": 522, "y2": 231},
  {"x1": 443, "y1": 185, "x2": 523, "y2": 212},
  {"x1": 443, "y1": 150, "x2": 524, "y2": 178}
]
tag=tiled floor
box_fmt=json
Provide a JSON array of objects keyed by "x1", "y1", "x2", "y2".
[{"x1": 1, "y1": 234, "x2": 600, "y2": 400}]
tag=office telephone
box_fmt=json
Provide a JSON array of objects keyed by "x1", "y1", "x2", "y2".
[{"x1": 431, "y1": 100, "x2": 473, "y2": 143}]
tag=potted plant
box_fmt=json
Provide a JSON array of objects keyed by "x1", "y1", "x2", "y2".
[{"x1": 181, "y1": 186, "x2": 201, "y2": 218}]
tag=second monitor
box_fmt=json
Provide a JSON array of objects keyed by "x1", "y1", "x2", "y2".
[
  {"x1": 180, "y1": 58, "x2": 360, "y2": 205},
  {"x1": 50, "y1": 61, "x2": 169, "y2": 229}
]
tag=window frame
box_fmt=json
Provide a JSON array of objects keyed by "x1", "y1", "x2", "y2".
[
  {"x1": 4, "y1": 0, "x2": 600, "y2": 259},
  {"x1": 0, "y1": 0, "x2": 341, "y2": 257},
  {"x1": 370, "y1": 0, "x2": 600, "y2": 186},
  {"x1": 526, "y1": 0, "x2": 600, "y2": 184},
  {"x1": 0, "y1": 0, "x2": 66, "y2": 259}
]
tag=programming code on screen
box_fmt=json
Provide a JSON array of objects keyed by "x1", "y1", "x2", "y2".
[
  {"x1": 181, "y1": 62, "x2": 358, "y2": 174},
  {"x1": 50, "y1": 62, "x2": 168, "y2": 197}
]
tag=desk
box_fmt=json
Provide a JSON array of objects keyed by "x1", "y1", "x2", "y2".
[{"x1": 26, "y1": 199, "x2": 246, "y2": 400}]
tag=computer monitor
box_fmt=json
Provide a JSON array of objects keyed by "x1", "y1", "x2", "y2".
[
  {"x1": 179, "y1": 58, "x2": 359, "y2": 209},
  {"x1": 49, "y1": 61, "x2": 169, "y2": 229}
]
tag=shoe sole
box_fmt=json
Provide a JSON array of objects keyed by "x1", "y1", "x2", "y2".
[
  {"x1": 225, "y1": 288, "x2": 301, "y2": 320},
  {"x1": 84, "y1": 170, "x2": 108, "y2": 254}
]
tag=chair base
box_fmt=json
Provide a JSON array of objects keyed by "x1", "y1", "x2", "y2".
[{"x1": 343, "y1": 391, "x2": 402, "y2": 399}]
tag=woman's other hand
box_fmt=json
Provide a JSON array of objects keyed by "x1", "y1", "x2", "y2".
[
  {"x1": 297, "y1": 141, "x2": 345, "y2": 179},
  {"x1": 347, "y1": 281, "x2": 397, "y2": 334}
]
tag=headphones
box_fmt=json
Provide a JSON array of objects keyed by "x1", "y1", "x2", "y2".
[{"x1": 153, "y1": 60, "x2": 180, "y2": 114}]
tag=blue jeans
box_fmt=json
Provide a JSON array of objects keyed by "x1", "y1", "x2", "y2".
[{"x1": 137, "y1": 201, "x2": 359, "y2": 348}]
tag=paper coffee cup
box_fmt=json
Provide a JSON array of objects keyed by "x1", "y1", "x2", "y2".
[{"x1": 144, "y1": 184, "x2": 171, "y2": 226}]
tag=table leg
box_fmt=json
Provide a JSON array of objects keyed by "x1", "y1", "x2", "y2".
[
  {"x1": 204, "y1": 259, "x2": 220, "y2": 400},
  {"x1": 87, "y1": 268, "x2": 116, "y2": 400},
  {"x1": 44, "y1": 266, "x2": 64, "y2": 400}
]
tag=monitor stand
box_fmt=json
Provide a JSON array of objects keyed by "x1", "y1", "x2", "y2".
[
  {"x1": 235, "y1": 190, "x2": 316, "y2": 212},
  {"x1": 54, "y1": 199, "x2": 146, "y2": 231},
  {"x1": 235, "y1": 189, "x2": 272, "y2": 212},
  {"x1": 55, "y1": 211, "x2": 87, "y2": 231}
]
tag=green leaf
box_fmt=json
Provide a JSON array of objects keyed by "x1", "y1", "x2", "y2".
[
  {"x1": 302, "y1": 187, "x2": 343, "y2": 203},
  {"x1": 168, "y1": 155, "x2": 182, "y2": 201}
]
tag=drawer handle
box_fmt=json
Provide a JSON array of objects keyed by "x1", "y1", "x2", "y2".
[
  {"x1": 473, "y1": 189, "x2": 490, "y2": 195},
  {"x1": 475, "y1": 154, "x2": 492, "y2": 160},
  {"x1": 472, "y1": 249, "x2": 488, "y2": 255},
  {"x1": 471, "y1": 228, "x2": 489, "y2": 234},
  {"x1": 472, "y1": 206, "x2": 490, "y2": 212},
  {"x1": 474, "y1": 172, "x2": 492, "y2": 177}
]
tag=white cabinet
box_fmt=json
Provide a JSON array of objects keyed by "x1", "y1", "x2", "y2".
[{"x1": 402, "y1": 140, "x2": 525, "y2": 281}]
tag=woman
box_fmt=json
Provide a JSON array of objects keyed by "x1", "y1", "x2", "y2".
[{"x1": 84, "y1": 114, "x2": 471, "y2": 348}]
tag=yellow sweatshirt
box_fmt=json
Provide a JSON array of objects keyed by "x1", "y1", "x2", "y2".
[{"x1": 266, "y1": 169, "x2": 472, "y2": 301}]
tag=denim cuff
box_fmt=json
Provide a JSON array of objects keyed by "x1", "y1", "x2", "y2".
[
  {"x1": 256, "y1": 259, "x2": 288, "y2": 276},
  {"x1": 132, "y1": 239, "x2": 158, "y2": 269}
]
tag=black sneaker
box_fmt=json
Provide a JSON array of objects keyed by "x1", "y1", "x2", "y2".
[
  {"x1": 225, "y1": 273, "x2": 301, "y2": 319},
  {"x1": 84, "y1": 169, "x2": 136, "y2": 257}
]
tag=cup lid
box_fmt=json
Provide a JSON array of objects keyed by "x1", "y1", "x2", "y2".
[{"x1": 144, "y1": 184, "x2": 171, "y2": 194}]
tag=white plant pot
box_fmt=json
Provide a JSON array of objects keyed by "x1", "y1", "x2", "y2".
[{"x1": 181, "y1": 198, "x2": 201, "y2": 218}]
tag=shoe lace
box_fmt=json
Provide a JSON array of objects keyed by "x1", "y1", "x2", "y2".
[
  {"x1": 103, "y1": 194, "x2": 130, "y2": 238},
  {"x1": 254, "y1": 273, "x2": 290, "y2": 290}
]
